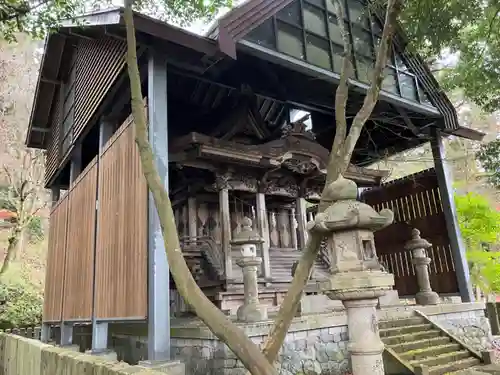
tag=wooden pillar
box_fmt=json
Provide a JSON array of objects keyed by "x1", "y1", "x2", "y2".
[
  {"x1": 290, "y1": 208, "x2": 298, "y2": 250},
  {"x1": 431, "y1": 128, "x2": 473, "y2": 302},
  {"x1": 256, "y1": 192, "x2": 271, "y2": 279},
  {"x1": 296, "y1": 198, "x2": 308, "y2": 250},
  {"x1": 50, "y1": 186, "x2": 60, "y2": 208},
  {"x1": 218, "y1": 175, "x2": 232, "y2": 280},
  {"x1": 69, "y1": 142, "x2": 82, "y2": 185},
  {"x1": 90, "y1": 118, "x2": 114, "y2": 355},
  {"x1": 188, "y1": 197, "x2": 197, "y2": 240}
]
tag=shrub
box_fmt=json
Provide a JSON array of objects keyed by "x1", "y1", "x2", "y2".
[{"x1": 0, "y1": 282, "x2": 42, "y2": 329}]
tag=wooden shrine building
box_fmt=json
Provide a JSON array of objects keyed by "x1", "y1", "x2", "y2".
[{"x1": 27, "y1": 0, "x2": 484, "y2": 363}]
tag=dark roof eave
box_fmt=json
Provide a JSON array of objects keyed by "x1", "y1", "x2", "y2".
[
  {"x1": 26, "y1": 7, "x2": 222, "y2": 149},
  {"x1": 446, "y1": 126, "x2": 485, "y2": 142}
]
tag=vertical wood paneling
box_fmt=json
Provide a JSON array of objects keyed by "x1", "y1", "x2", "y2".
[
  {"x1": 362, "y1": 168, "x2": 458, "y2": 296},
  {"x1": 62, "y1": 158, "x2": 98, "y2": 321},
  {"x1": 95, "y1": 117, "x2": 148, "y2": 319},
  {"x1": 72, "y1": 37, "x2": 126, "y2": 141},
  {"x1": 44, "y1": 91, "x2": 62, "y2": 186},
  {"x1": 43, "y1": 196, "x2": 68, "y2": 322}
]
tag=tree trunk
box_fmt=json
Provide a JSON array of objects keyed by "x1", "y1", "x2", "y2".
[
  {"x1": 0, "y1": 224, "x2": 22, "y2": 276},
  {"x1": 122, "y1": 3, "x2": 276, "y2": 375},
  {"x1": 259, "y1": 0, "x2": 401, "y2": 364}
]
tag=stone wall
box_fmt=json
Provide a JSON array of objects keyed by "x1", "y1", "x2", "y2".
[
  {"x1": 169, "y1": 326, "x2": 350, "y2": 375},
  {"x1": 426, "y1": 305, "x2": 492, "y2": 352},
  {"x1": 110, "y1": 302, "x2": 490, "y2": 375}
]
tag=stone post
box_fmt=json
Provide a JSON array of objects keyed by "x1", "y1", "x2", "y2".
[
  {"x1": 231, "y1": 217, "x2": 268, "y2": 322},
  {"x1": 310, "y1": 176, "x2": 395, "y2": 375},
  {"x1": 405, "y1": 228, "x2": 440, "y2": 305}
]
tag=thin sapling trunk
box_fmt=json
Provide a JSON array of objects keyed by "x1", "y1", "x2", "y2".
[{"x1": 123, "y1": 3, "x2": 277, "y2": 375}]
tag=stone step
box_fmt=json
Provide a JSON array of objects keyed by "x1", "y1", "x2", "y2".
[
  {"x1": 411, "y1": 350, "x2": 471, "y2": 367},
  {"x1": 382, "y1": 329, "x2": 442, "y2": 346},
  {"x1": 427, "y1": 357, "x2": 481, "y2": 375},
  {"x1": 400, "y1": 343, "x2": 462, "y2": 361},
  {"x1": 379, "y1": 317, "x2": 426, "y2": 330},
  {"x1": 379, "y1": 324, "x2": 433, "y2": 338},
  {"x1": 388, "y1": 336, "x2": 451, "y2": 353}
]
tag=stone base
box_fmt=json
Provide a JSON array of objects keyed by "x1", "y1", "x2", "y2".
[
  {"x1": 300, "y1": 294, "x2": 344, "y2": 314},
  {"x1": 237, "y1": 303, "x2": 268, "y2": 322},
  {"x1": 85, "y1": 349, "x2": 118, "y2": 361},
  {"x1": 416, "y1": 290, "x2": 440, "y2": 306},
  {"x1": 138, "y1": 360, "x2": 186, "y2": 375},
  {"x1": 321, "y1": 271, "x2": 394, "y2": 300},
  {"x1": 378, "y1": 290, "x2": 400, "y2": 308}
]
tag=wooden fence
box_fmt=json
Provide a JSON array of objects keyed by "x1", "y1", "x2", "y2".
[
  {"x1": 43, "y1": 115, "x2": 148, "y2": 323},
  {"x1": 362, "y1": 168, "x2": 458, "y2": 296},
  {"x1": 95, "y1": 116, "x2": 148, "y2": 319}
]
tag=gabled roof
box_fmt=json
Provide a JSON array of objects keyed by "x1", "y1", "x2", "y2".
[
  {"x1": 207, "y1": 0, "x2": 484, "y2": 141},
  {"x1": 27, "y1": 7, "x2": 221, "y2": 148},
  {"x1": 28, "y1": 3, "x2": 484, "y2": 150}
]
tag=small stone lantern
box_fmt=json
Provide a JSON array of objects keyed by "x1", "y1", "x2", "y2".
[
  {"x1": 308, "y1": 176, "x2": 395, "y2": 375},
  {"x1": 231, "y1": 217, "x2": 268, "y2": 322},
  {"x1": 405, "y1": 228, "x2": 440, "y2": 305}
]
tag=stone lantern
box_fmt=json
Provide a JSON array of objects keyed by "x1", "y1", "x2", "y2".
[
  {"x1": 405, "y1": 228, "x2": 440, "y2": 305},
  {"x1": 308, "y1": 176, "x2": 395, "y2": 375},
  {"x1": 231, "y1": 217, "x2": 268, "y2": 322}
]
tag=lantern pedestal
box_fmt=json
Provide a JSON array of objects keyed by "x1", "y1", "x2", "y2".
[
  {"x1": 308, "y1": 176, "x2": 396, "y2": 375},
  {"x1": 236, "y1": 256, "x2": 267, "y2": 322},
  {"x1": 406, "y1": 229, "x2": 440, "y2": 306},
  {"x1": 321, "y1": 271, "x2": 393, "y2": 375},
  {"x1": 231, "y1": 217, "x2": 267, "y2": 322}
]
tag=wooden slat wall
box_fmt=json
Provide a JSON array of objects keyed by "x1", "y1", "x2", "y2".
[
  {"x1": 362, "y1": 168, "x2": 458, "y2": 296},
  {"x1": 62, "y1": 158, "x2": 98, "y2": 321},
  {"x1": 44, "y1": 91, "x2": 62, "y2": 186},
  {"x1": 43, "y1": 196, "x2": 69, "y2": 322},
  {"x1": 95, "y1": 116, "x2": 148, "y2": 319},
  {"x1": 72, "y1": 37, "x2": 126, "y2": 142}
]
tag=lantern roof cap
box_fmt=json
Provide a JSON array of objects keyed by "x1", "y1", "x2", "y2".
[{"x1": 231, "y1": 217, "x2": 263, "y2": 245}]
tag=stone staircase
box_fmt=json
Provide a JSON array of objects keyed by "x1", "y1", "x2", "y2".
[{"x1": 380, "y1": 315, "x2": 484, "y2": 374}]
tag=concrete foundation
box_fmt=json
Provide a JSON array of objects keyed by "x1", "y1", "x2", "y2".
[
  {"x1": 109, "y1": 302, "x2": 490, "y2": 375},
  {"x1": 139, "y1": 360, "x2": 186, "y2": 375}
]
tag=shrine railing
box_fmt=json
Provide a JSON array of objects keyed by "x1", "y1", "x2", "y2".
[{"x1": 179, "y1": 236, "x2": 226, "y2": 281}]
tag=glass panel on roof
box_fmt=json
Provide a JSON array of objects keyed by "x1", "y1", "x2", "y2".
[
  {"x1": 277, "y1": 2, "x2": 302, "y2": 25},
  {"x1": 352, "y1": 26, "x2": 373, "y2": 57},
  {"x1": 348, "y1": 0, "x2": 370, "y2": 28},
  {"x1": 399, "y1": 73, "x2": 417, "y2": 101},
  {"x1": 306, "y1": 33, "x2": 332, "y2": 69},
  {"x1": 356, "y1": 56, "x2": 373, "y2": 83},
  {"x1": 331, "y1": 43, "x2": 344, "y2": 72},
  {"x1": 306, "y1": 0, "x2": 325, "y2": 8},
  {"x1": 304, "y1": 3, "x2": 327, "y2": 37},
  {"x1": 382, "y1": 67, "x2": 399, "y2": 94},
  {"x1": 277, "y1": 22, "x2": 305, "y2": 60},
  {"x1": 241, "y1": 0, "x2": 438, "y2": 109},
  {"x1": 418, "y1": 84, "x2": 434, "y2": 106},
  {"x1": 395, "y1": 53, "x2": 409, "y2": 71},
  {"x1": 326, "y1": 0, "x2": 336, "y2": 14},
  {"x1": 246, "y1": 20, "x2": 275, "y2": 49},
  {"x1": 328, "y1": 13, "x2": 344, "y2": 45}
]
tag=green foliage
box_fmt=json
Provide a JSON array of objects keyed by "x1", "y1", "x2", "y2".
[
  {"x1": 26, "y1": 216, "x2": 44, "y2": 243},
  {"x1": 0, "y1": 186, "x2": 15, "y2": 212},
  {"x1": 0, "y1": 0, "x2": 82, "y2": 41},
  {"x1": 455, "y1": 192, "x2": 500, "y2": 246},
  {"x1": 455, "y1": 192, "x2": 500, "y2": 293},
  {"x1": 0, "y1": 282, "x2": 42, "y2": 328},
  {"x1": 401, "y1": 0, "x2": 500, "y2": 112},
  {"x1": 476, "y1": 138, "x2": 500, "y2": 188}
]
